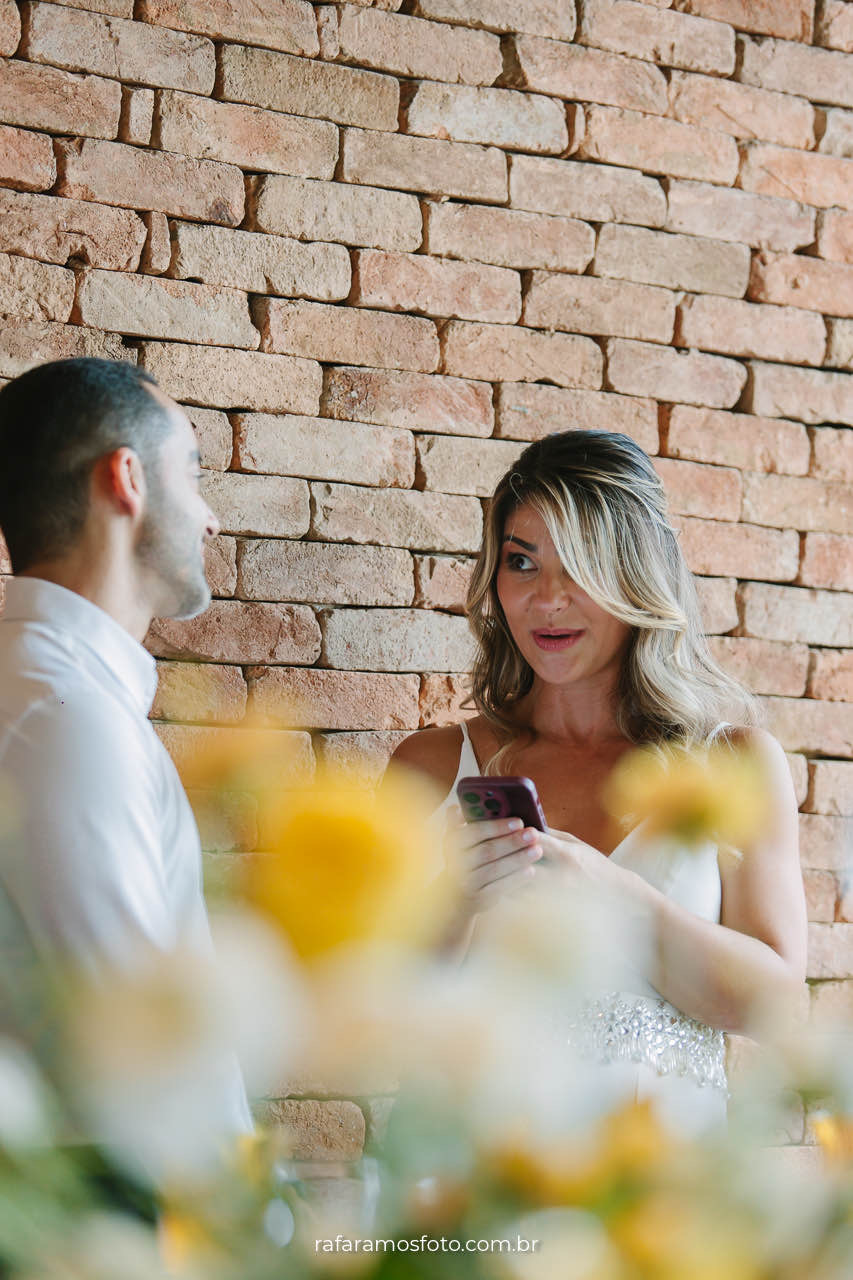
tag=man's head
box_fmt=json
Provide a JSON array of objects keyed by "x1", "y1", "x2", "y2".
[{"x1": 0, "y1": 357, "x2": 218, "y2": 619}]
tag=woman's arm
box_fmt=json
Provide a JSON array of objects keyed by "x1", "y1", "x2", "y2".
[{"x1": 543, "y1": 729, "x2": 808, "y2": 1034}]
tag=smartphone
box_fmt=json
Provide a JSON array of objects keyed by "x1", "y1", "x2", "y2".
[{"x1": 456, "y1": 776, "x2": 547, "y2": 832}]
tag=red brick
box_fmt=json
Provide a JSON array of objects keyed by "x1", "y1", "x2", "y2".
[
  {"x1": 667, "y1": 406, "x2": 810, "y2": 477},
  {"x1": 508, "y1": 36, "x2": 667, "y2": 114},
  {"x1": 596, "y1": 224, "x2": 750, "y2": 297},
  {"x1": 803, "y1": 869, "x2": 837, "y2": 922},
  {"x1": 807, "y1": 923, "x2": 853, "y2": 978},
  {"x1": 201, "y1": 473, "x2": 309, "y2": 537},
  {"x1": 578, "y1": 105, "x2": 738, "y2": 184},
  {"x1": 426, "y1": 202, "x2": 593, "y2": 273},
  {"x1": 819, "y1": 108, "x2": 853, "y2": 159},
  {"x1": 668, "y1": 70, "x2": 815, "y2": 149},
  {"x1": 787, "y1": 751, "x2": 809, "y2": 806},
  {"x1": 323, "y1": 607, "x2": 473, "y2": 672},
  {"x1": 0, "y1": 253, "x2": 74, "y2": 321},
  {"x1": 254, "y1": 299, "x2": 438, "y2": 375},
  {"x1": 0, "y1": 124, "x2": 55, "y2": 192},
  {"x1": 46, "y1": 0, "x2": 134, "y2": 13},
  {"x1": 187, "y1": 407, "x2": 231, "y2": 469},
  {"x1": 419, "y1": 673, "x2": 474, "y2": 725},
  {"x1": 311, "y1": 481, "x2": 482, "y2": 553},
  {"x1": 749, "y1": 253, "x2": 853, "y2": 320},
  {"x1": 579, "y1": 0, "x2": 735, "y2": 73},
  {"x1": 234, "y1": 412, "x2": 414, "y2": 488},
  {"x1": 148, "y1": 600, "x2": 320, "y2": 665},
  {"x1": 157, "y1": 723, "x2": 314, "y2": 786},
  {"x1": 655, "y1": 457, "x2": 742, "y2": 520},
  {"x1": 57, "y1": 139, "x2": 244, "y2": 225},
  {"x1": 218, "y1": 44, "x2": 399, "y2": 131},
  {"x1": 738, "y1": 33, "x2": 853, "y2": 109},
  {"x1": 817, "y1": 0, "x2": 853, "y2": 50},
  {"x1": 676, "y1": 294, "x2": 826, "y2": 366},
  {"x1": 324, "y1": 5, "x2": 501, "y2": 84},
  {"x1": 0, "y1": 0, "x2": 20, "y2": 55},
  {"x1": 405, "y1": 82, "x2": 567, "y2": 154},
  {"x1": 324, "y1": 365, "x2": 493, "y2": 436},
  {"x1": 25, "y1": 2, "x2": 215, "y2": 93},
  {"x1": 748, "y1": 362, "x2": 853, "y2": 427},
  {"x1": 141, "y1": 211, "x2": 171, "y2": 274},
  {"x1": 676, "y1": 517, "x2": 799, "y2": 579},
  {"x1": 606, "y1": 338, "x2": 746, "y2": 408},
  {"x1": 314, "y1": 729, "x2": 409, "y2": 787},
  {"x1": 828, "y1": 320, "x2": 853, "y2": 370},
  {"x1": 742, "y1": 583, "x2": 853, "y2": 646},
  {"x1": 739, "y1": 143, "x2": 853, "y2": 211},
  {"x1": 151, "y1": 660, "x2": 247, "y2": 725},
  {"x1": 248, "y1": 668, "x2": 420, "y2": 731},
  {"x1": 810, "y1": 649, "x2": 853, "y2": 701},
  {"x1": 672, "y1": 0, "x2": 814, "y2": 39},
  {"x1": 139, "y1": 342, "x2": 321, "y2": 414},
  {"x1": 352, "y1": 250, "x2": 519, "y2": 324},
  {"x1": 696, "y1": 575, "x2": 738, "y2": 633},
  {"x1": 812, "y1": 426, "x2": 853, "y2": 483},
  {"x1": 416, "y1": 434, "x2": 522, "y2": 496},
  {"x1": 0, "y1": 53, "x2": 121, "y2": 138},
  {"x1": 800, "y1": 813, "x2": 852, "y2": 867},
  {"x1": 0, "y1": 318, "x2": 127, "y2": 378},
  {"x1": 510, "y1": 154, "x2": 666, "y2": 226},
  {"x1": 237, "y1": 539, "x2": 413, "y2": 606},
  {"x1": 524, "y1": 272, "x2": 675, "y2": 342},
  {"x1": 743, "y1": 473, "x2": 852, "y2": 535},
  {"x1": 707, "y1": 636, "x2": 810, "y2": 696},
  {"x1": 170, "y1": 222, "x2": 350, "y2": 301},
  {"x1": 495, "y1": 382, "x2": 659, "y2": 453},
  {"x1": 204, "y1": 534, "x2": 237, "y2": 596},
  {"x1": 764, "y1": 694, "x2": 853, "y2": 758},
  {"x1": 413, "y1": 555, "x2": 473, "y2": 613},
  {"x1": 415, "y1": 0, "x2": 577, "y2": 39},
  {"x1": 250, "y1": 174, "x2": 422, "y2": 252},
  {"x1": 666, "y1": 181, "x2": 815, "y2": 253},
  {"x1": 75, "y1": 269, "x2": 259, "y2": 348},
  {"x1": 809, "y1": 760, "x2": 853, "y2": 815},
  {"x1": 817, "y1": 210, "x2": 853, "y2": 264},
  {"x1": 441, "y1": 320, "x2": 602, "y2": 388},
  {"x1": 342, "y1": 128, "x2": 507, "y2": 203},
  {"x1": 138, "y1": 0, "x2": 319, "y2": 55},
  {"x1": 155, "y1": 90, "x2": 337, "y2": 180},
  {"x1": 119, "y1": 86, "x2": 154, "y2": 146}
]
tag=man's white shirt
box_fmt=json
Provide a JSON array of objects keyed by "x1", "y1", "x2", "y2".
[{"x1": 0, "y1": 576, "x2": 253, "y2": 1147}]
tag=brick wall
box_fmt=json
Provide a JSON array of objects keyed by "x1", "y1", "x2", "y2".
[{"x1": 0, "y1": 0, "x2": 851, "y2": 1157}]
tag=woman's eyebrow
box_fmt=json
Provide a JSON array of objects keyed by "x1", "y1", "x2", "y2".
[{"x1": 503, "y1": 534, "x2": 537, "y2": 551}]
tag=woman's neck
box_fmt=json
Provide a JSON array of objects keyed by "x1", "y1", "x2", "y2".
[{"x1": 519, "y1": 673, "x2": 625, "y2": 747}]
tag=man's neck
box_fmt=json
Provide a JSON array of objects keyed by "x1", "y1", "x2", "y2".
[{"x1": 19, "y1": 560, "x2": 153, "y2": 643}]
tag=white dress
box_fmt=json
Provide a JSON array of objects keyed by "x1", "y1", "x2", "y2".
[{"x1": 433, "y1": 721, "x2": 729, "y2": 1134}]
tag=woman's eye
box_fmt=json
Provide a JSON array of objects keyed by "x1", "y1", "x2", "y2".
[{"x1": 506, "y1": 552, "x2": 534, "y2": 571}]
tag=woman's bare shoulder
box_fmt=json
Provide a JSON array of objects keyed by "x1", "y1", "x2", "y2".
[{"x1": 389, "y1": 718, "x2": 488, "y2": 792}]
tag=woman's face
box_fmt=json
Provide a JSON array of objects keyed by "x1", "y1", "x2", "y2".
[{"x1": 495, "y1": 503, "x2": 631, "y2": 688}]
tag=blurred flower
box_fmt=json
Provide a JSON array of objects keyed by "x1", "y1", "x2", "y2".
[
  {"x1": 242, "y1": 765, "x2": 457, "y2": 962},
  {"x1": 813, "y1": 1113, "x2": 853, "y2": 1166},
  {"x1": 603, "y1": 740, "x2": 770, "y2": 851},
  {"x1": 16, "y1": 1212, "x2": 171, "y2": 1280},
  {"x1": 0, "y1": 1036, "x2": 54, "y2": 1147}
]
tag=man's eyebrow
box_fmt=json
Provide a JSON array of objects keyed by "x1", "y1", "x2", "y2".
[
  {"x1": 503, "y1": 534, "x2": 537, "y2": 551},
  {"x1": 189, "y1": 447, "x2": 201, "y2": 464}
]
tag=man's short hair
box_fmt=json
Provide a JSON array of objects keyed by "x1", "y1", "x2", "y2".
[{"x1": 0, "y1": 358, "x2": 173, "y2": 572}]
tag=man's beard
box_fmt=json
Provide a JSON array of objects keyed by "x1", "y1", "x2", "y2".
[{"x1": 137, "y1": 482, "x2": 211, "y2": 621}]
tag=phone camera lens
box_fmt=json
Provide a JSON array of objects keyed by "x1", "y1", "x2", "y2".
[
  {"x1": 485, "y1": 798, "x2": 500, "y2": 812},
  {"x1": 463, "y1": 792, "x2": 479, "y2": 804}
]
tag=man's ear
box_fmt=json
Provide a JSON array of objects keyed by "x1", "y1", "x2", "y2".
[{"x1": 92, "y1": 447, "x2": 146, "y2": 519}]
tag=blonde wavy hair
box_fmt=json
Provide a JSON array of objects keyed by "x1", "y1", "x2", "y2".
[{"x1": 466, "y1": 430, "x2": 758, "y2": 772}]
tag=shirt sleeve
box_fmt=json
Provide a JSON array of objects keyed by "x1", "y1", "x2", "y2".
[{"x1": 1, "y1": 692, "x2": 180, "y2": 974}]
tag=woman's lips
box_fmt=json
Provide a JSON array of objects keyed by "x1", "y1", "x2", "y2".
[{"x1": 532, "y1": 629, "x2": 585, "y2": 651}]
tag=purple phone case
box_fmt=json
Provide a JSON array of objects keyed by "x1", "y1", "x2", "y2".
[{"x1": 456, "y1": 776, "x2": 546, "y2": 832}]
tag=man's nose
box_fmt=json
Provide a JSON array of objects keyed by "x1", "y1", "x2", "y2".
[{"x1": 205, "y1": 505, "x2": 220, "y2": 539}]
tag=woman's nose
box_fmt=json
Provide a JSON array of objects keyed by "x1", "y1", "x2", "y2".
[{"x1": 533, "y1": 568, "x2": 572, "y2": 610}]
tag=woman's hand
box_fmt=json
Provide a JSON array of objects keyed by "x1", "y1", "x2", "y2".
[{"x1": 445, "y1": 806, "x2": 544, "y2": 916}]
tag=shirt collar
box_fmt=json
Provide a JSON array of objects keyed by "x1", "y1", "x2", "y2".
[{"x1": 2, "y1": 577, "x2": 158, "y2": 715}]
